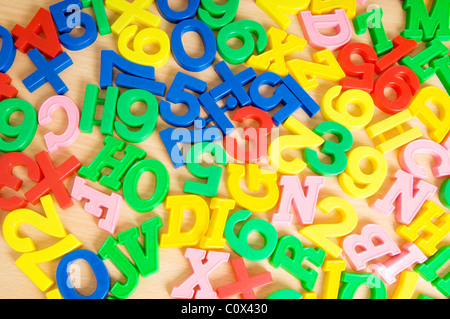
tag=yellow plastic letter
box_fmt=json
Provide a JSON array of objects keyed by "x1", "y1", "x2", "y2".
[
  {"x1": 226, "y1": 163, "x2": 279, "y2": 213},
  {"x1": 322, "y1": 259, "x2": 347, "y2": 299},
  {"x1": 409, "y1": 86, "x2": 450, "y2": 143},
  {"x1": 105, "y1": 0, "x2": 161, "y2": 35},
  {"x1": 366, "y1": 109, "x2": 422, "y2": 154},
  {"x1": 247, "y1": 27, "x2": 307, "y2": 76},
  {"x1": 287, "y1": 50, "x2": 346, "y2": 91},
  {"x1": 255, "y1": 0, "x2": 311, "y2": 30},
  {"x1": 199, "y1": 198, "x2": 236, "y2": 250},
  {"x1": 160, "y1": 195, "x2": 210, "y2": 248},
  {"x1": 391, "y1": 271, "x2": 419, "y2": 299},
  {"x1": 396, "y1": 201, "x2": 450, "y2": 257}
]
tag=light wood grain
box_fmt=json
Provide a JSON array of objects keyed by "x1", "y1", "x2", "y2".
[{"x1": 0, "y1": 0, "x2": 448, "y2": 299}]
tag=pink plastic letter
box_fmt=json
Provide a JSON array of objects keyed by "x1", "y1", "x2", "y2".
[
  {"x1": 171, "y1": 248, "x2": 230, "y2": 299},
  {"x1": 71, "y1": 176, "x2": 123, "y2": 235},
  {"x1": 371, "y1": 170, "x2": 437, "y2": 225},
  {"x1": 271, "y1": 175, "x2": 324, "y2": 226},
  {"x1": 298, "y1": 9, "x2": 352, "y2": 52},
  {"x1": 38, "y1": 95, "x2": 81, "y2": 154},
  {"x1": 342, "y1": 224, "x2": 401, "y2": 271},
  {"x1": 372, "y1": 243, "x2": 427, "y2": 285},
  {"x1": 400, "y1": 139, "x2": 450, "y2": 179}
]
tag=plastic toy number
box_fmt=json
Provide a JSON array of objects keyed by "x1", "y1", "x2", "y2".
[
  {"x1": 299, "y1": 197, "x2": 358, "y2": 259},
  {"x1": 114, "y1": 89, "x2": 159, "y2": 143},
  {"x1": 339, "y1": 146, "x2": 388, "y2": 199},
  {"x1": 156, "y1": 0, "x2": 200, "y2": 24},
  {"x1": 321, "y1": 86, "x2": 374, "y2": 130},
  {"x1": 160, "y1": 72, "x2": 207, "y2": 127},
  {"x1": 224, "y1": 106, "x2": 273, "y2": 163},
  {"x1": 171, "y1": 19, "x2": 217, "y2": 72},
  {"x1": 224, "y1": 210, "x2": 278, "y2": 262},
  {"x1": 38, "y1": 96, "x2": 81, "y2": 154},
  {"x1": 16, "y1": 234, "x2": 82, "y2": 292},
  {"x1": 372, "y1": 65, "x2": 420, "y2": 114},
  {"x1": 269, "y1": 116, "x2": 324, "y2": 175},
  {"x1": 217, "y1": 20, "x2": 268, "y2": 65},
  {"x1": 0, "y1": 98, "x2": 38, "y2": 153},
  {"x1": 197, "y1": 0, "x2": 239, "y2": 30},
  {"x1": 184, "y1": 142, "x2": 227, "y2": 198},
  {"x1": 2, "y1": 195, "x2": 82, "y2": 293},
  {"x1": 338, "y1": 42, "x2": 377, "y2": 93},
  {"x1": 3, "y1": 195, "x2": 67, "y2": 253},
  {"x1": 118, "y1": 25, "x2": 170, "y2": 68},
  {"x1": 304, "y1": 121, "x2": 354, "y2": 177}
]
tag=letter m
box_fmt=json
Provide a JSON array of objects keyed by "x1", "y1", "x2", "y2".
[{"x1": 401, "y1": 0, "x2": 450, "y2": 42}]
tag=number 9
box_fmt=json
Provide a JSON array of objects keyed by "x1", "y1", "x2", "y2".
[
  {"x1": 198, "y1": 0, "x2": 239, "y2": 30},
  {"x1": 338, "y1": 146, "x2": 388, "y2": 198},
  {"x1": 114, "y1": 89, "x2": 159, "y2": 143},
  {"x1": 217, "y1": 20, "x2": 268, "y2": 65},
  {"x1": 0, "y1": 99, "x2": 38, "y2": 152}
]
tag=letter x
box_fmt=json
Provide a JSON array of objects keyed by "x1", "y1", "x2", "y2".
[
  {"x1": 25, "y1": 151, "x2": 81, "y2": 210},
  {"x1": 216, "y1": 257, "x2": 273, "y2": 299},
  {"x1": 247, "y1": 27, "x2": 306, "y2": 76},
  {"x1": 22, "y1": 48, "x2": 73, "y2": 95},
  {"x1": 171, "y1": 248, "x2": 230, "y2": 299},
  {"x1": 106, "y1": 0, "x2": 161, "y2": 35}
]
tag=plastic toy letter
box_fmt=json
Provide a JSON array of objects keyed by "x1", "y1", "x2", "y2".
[
  {"x1": 298, "y1": 9, "x2": 352, "y2": 52},
  {"x1": 38, "y1": 96, "x2": 80, "y2": 154},
  {"x1": 342, "y1": 224, "x2": 401, "y2": 271},
  {"x1": 339, "y1": 272, "x2": 387, "y2": 299},
  {"x1": 71, "y1": 176, "x2": 123, "y2": 235},
  {"x1": 160, "y1": 195, "x2": 210, "y2": 248},
  {"x1": 247, "y1": 27, "x2": 306, "y2": 77},
  {"x1": 226, "y1": 163, "x2": 279, "y2": 213},
  {"x1": 416, "y1": 245, "x2": 450, "y2": 297},
  {"x1": 171, "y1": 248, "x2": 230, "y2": 299},
  {"x1": 396, "y1": 201, "x2": 450, "y2": 257},
  {"x1": 409, "y1": 86, "x2": 450, "y2": 144},
  {"x1": 271, "y1": 175, "x2": 324, "y2": 226},
  {"x1": 105, "y1": 0, "x2": 161, "y2": 35},
  {"x1": 371, "y1": 170, "x2": 437, "y2": 225},
  {"x1": 373, "y1": 243, "x2": 427, "y2": 285}
]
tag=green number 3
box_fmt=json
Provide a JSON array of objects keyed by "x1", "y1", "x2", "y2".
[{"x1": 304, "y1": 121, "x2": 353, "y2": 177}]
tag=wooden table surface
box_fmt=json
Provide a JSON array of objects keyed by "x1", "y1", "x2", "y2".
[{"x1": 0, "y1": 0, "x2": 448, "y2": 299}]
